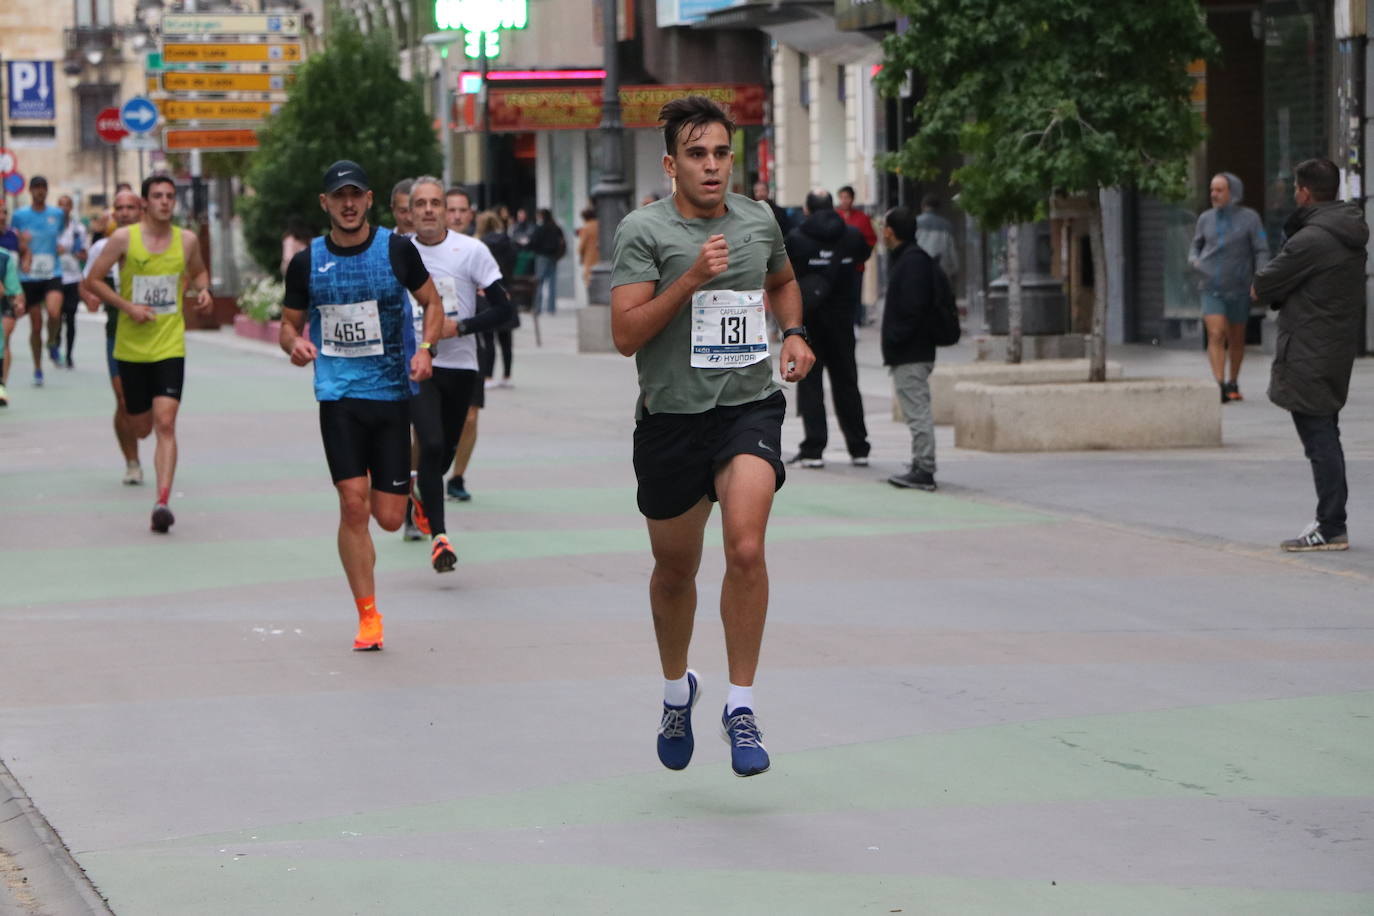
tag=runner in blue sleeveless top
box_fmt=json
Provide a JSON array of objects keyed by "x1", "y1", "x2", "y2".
[{"x1": 281, "y1": 160, "x2": 446, "y2": 652}]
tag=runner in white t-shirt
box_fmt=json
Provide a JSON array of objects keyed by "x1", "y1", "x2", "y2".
[{"x1": 404, "y1": 176, "x2": 512, "y2": 572}]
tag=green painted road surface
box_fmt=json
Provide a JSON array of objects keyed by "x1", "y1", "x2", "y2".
[{"x1": 1, "y1": 316, "x2": 1372, "y2": 914}]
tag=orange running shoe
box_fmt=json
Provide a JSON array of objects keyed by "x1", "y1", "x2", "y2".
[
  {"x1": 431, "y1": 534, "x2": 457, "y2": 573},
  {"x1": 353, "y1": 612, "x2": 384, "y2": 651},
  {"x1": 410, "y1": 487, "x2": 431, "y2": 536}
]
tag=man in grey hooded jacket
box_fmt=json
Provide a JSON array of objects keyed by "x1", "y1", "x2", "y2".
[
  {"x1": 1252, "y1": 157, "x2": 1367, "y2": 552},
  {"x1": 1190, "y1": 172, "x2": 1270, "y2": 403}
]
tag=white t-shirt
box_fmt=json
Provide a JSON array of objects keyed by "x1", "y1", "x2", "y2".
[
  {"x1": 83, "y1": 237, "x2": 118, "y2": 286},
  {"x1": 408, "y1": 229, "x2": 502, "y2": 371},
  {"x1": 60, "y1": 220, "x2": 89, "y2": 284}
]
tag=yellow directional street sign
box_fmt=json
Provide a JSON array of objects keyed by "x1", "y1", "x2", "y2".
[
  {"x1": 162, "y1": 100, "x2": 279, "y2": 121},
  {"x1": 162, "y1": 71, "x2": 291, "y2": 93},
  {"x1": 163, "y1": 42, "x2": 302, "y2": 64},
  {"x1": 164, "y1": 127, "x2": 260, "y2": 152},
  {"x1": 161, "y1": 13, "x2": 303, "y2": 36}
]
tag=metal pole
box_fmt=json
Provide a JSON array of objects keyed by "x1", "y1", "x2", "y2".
[
  {"x1": 585, "y1": 0, "x2": 630, "y2": 307},
  {"x1": 441, "y1": 49, "x2": 452, "y2": 189},
  {"x1": 480, "y1": 42, "x2": 490, "y2": 209}
]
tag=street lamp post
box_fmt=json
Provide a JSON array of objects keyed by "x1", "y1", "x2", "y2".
[
  {"x1": 421, "y1": 32, "x2": 461, "y2": 188},
  {"x1": 585, "y1": 0, "x2": 631, "y2": 309}
]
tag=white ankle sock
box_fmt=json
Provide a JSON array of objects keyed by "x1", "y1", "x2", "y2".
[
  {"x1": 664, "y1": 673, "x2": 690, "y2": 707},
  {"x1": 726, "y1": 683, "x2": 754, "y2": 714}
]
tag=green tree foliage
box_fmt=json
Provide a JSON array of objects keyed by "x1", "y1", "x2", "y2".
[
  {"x1": 240, "y1": 12, "x2": 441, "y2": 272},
  {"x1": 877, "y1": 0, "x2": 1219, "y2": 227}
]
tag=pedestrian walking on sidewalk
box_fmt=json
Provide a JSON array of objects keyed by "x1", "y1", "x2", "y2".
[
  {"x1": 881, "y1": 206, "x2": 950, "y2": 492},
  {"x1": 1191, "y1": 173, "x2": 1270, "y2": 403},
  {"x1": 785, "y1": 188, "x2": 873, "y2": 468},
  {"x1": 1251, "y1": 158, "x2": 1367, "y2": 552},
  {"x1": 611, "y1": 95, "x2": 814, "y2": 777}
]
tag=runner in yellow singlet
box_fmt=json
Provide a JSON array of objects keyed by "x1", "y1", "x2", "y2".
[{"x1": 84, "y1": 175, "x2": 213, "y2": 533}]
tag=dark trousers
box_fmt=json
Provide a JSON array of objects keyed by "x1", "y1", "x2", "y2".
[
  {"x1": 412, "y1": 367, "x2": 477, "y2": 536},
  {"x1": 797, "y1": 308, "x2": 869, "y2": 459},
  {"x1": 1292, "y1": 411, "x2": 1348, "y2": 536}
]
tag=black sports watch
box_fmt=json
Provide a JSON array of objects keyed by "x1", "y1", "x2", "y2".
[{"x1": 782, "y1": 325, "x2": 809, "y2": 344}]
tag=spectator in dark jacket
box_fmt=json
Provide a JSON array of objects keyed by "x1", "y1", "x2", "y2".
[
  {"x1": 785, "y1": 189, "x2": 874, "y2": 467},
  {"x1": 1252, "y1": 157, "x2": 1368, "y2": 552},
  {"x1": 477, "y1": 209, "x2": 518, "y2": 386},
  {"x1": 528, "y1": 208, "x2": 564, "y2": 314},
  {"x1": 881, "y1": 206, "x2": 941, "y2": 491}
]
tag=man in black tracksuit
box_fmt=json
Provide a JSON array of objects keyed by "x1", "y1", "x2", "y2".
[{"x1": 785, "y1": 190, "x2": 873, "y2": 467}]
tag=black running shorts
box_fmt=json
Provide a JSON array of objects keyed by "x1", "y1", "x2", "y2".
[
  {"x1": 118, "y1": 357, "x2": 185, "y2": 415},
  {"x1": 21, "y1": 278, "x2": 61, "y2": 302},
  {"x1": 633, "y1": 390, "x2": 787, "y2": 521},
  {"x1": 318, "y1": 397, "x2": 412, "y2": 493}
]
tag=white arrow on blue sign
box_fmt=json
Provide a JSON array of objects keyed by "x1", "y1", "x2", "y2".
[{"x1": 120, "y1": 96, "x2": 160, "y2": 134}]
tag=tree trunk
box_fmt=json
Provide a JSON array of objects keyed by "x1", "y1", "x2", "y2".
[
  {"x1": 1006, "y1": 224, "x2": 1023, "y2": 364},
  {"x1": 1087, "y1": 201, "x2": 1108, "y2": 382}
]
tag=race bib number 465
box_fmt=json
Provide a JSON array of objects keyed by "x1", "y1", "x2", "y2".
[
  {"x1": 132, "y1": 274, "x2": 180, "y2": 315},
  {"x1": 319, "y1": 301, "x2": 384, "y2": 358},
  {"x1": 690, "y1": 289, "x2": 768, "y2": 369}
]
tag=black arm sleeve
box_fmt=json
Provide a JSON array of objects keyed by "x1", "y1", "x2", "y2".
[
  {"x1": 388, "y1": 235, "x2": 430, "y2": 292},
  {"x1": 461, "y1": 281, "x2": 514, "y2": 336},
  {"x1": 283, "y1": 248, "x2": 312, "y2": 313}
]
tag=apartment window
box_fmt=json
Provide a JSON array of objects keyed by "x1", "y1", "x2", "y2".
[
  {"x1": 74, "y1": 0, "x2": 113, "y2": 27},
  {"x1": 799, "y1": 54, "x2": 811, "y2": 109},
  {"x1": 77, "y1": 84, "x2": 118, "y2": 150},
  {"x1": 837, "y1": 65, "x2": 847, "y2": 103}
]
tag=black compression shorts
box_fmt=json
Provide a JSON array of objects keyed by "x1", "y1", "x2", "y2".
[
  {"x1": 118, "y1": 357, "x2": 185, "y2": 415},
  {"x1": 318, "y1": 397, "x2": 412, "y2": 493}
]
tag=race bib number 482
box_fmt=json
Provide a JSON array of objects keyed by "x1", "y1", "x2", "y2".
[
  {"x1": 132, "y1": 274, "x2": 180, "y2": 315},
  {"x1": 690, "y1": 289, "x2": 768, "y2": 369},
  {"x1": 319, "y1": 301, "x2": 384, "y2": 358}
]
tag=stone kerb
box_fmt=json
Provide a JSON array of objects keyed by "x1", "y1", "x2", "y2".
[
  {"x1": 952, "y1": 378, "x2": 1222, "y2": 452},
  {"x1": 927, "y1": 359, "x2": 1123, "y2": 425}
]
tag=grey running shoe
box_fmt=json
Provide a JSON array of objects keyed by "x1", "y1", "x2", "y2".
[
  {"x1": 123, "y1": 463, "x2": 144, "y2": 486},
  {"x1": 402, "y1": 519, "x2": 424, "y2": 542},
  {"x1": 1281, "y1": 521, "x2": 1349, "y2": 552}
]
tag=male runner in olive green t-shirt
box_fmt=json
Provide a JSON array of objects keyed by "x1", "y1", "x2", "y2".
[{"x1": 611, "y1": 96, "x2": 815, "y2": 777}]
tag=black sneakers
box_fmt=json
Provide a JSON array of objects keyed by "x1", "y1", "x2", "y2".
[{"x1": 888, "y1": 469, "x2": 936, "y2": 491}]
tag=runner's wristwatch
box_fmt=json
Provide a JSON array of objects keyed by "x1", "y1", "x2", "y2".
[{"x1": 782, "y1": 326, "x2": 809, "y2": 344}]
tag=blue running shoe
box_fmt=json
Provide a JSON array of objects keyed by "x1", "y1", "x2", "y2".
[
  {"x1": 656, "y1": 670, "x2": 700, "y2": 770},
  {"x1": 721, "y1": 706, "x2": 770, "y2": 777}
]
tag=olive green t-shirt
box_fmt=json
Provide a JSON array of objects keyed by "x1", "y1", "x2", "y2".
[{"x1": 611, "y1": 193, "x2": 789, "y2": 416}]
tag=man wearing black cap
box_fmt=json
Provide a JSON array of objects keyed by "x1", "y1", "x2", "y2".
[
  {"x1": 12, "y1": 176, "x2": 66, "y2": 387},
  {"x1": 279, "y1": 160, "x2": 447, "y2": 652}
]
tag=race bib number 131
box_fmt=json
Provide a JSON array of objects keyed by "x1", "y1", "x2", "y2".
[
  {"x1": 319, "y1": 300, "x2": 384, "y2": 358},
  {"x1": 690, "y1": 289, "x2": 768, "y2": 369}
]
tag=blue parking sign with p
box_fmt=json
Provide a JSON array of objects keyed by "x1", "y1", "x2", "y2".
[{"x1": 7, "y1": 61, "x2": 55, "y2": 121}]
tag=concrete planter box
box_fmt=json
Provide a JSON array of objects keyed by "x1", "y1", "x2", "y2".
[
  {"x1": 233, "y1": 314, "x2": 281, "y2": 344},
  {"x1": 926, "y1": 359, "x2": 1123, "y2": 425},
  {"x1": 953, "y1": 378, "x2": 1221, "y2": 452}
]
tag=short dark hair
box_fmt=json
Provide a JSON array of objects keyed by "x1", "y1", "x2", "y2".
[
  {"x1": 30, "y1": 175, "x2": 47, "y2": 188},
  {"x1": 805, "y1": 190, "x2": 833, "y2": 213},
  {"x1": 921, "y1": 193, "x2": 943, "y2": 211},
  {"x1": 445, "y1": 186, "x2": 472, "y2": 206},
  {"x1": 1294, "y1": 158, "x2": 1340, "y2": 202},
  {"x1": 885, "y1": 206, "x2": 917, "y2": 243},
  {"x1": 838, "y1": 185, "x2": 855, "y2": 198},
  {"x1": 659, "y1": 95, "x2": 735, "y2": 156},
  {"x1": 142, "y1": 174, "x2": 176, "y2": 199}
]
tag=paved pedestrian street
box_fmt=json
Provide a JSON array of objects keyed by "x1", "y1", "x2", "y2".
[{"x1": 1, "y1": 315, "x2": 1371, "y2": 914}]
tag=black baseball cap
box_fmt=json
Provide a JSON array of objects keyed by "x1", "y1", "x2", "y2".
[{"x1": 322, "y1": 160, "x2": 368, "y2": 194}]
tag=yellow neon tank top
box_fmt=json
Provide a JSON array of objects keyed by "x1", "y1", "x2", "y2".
[{"x1": 114, "y1": 223, "x2": 186, "y2": 362}]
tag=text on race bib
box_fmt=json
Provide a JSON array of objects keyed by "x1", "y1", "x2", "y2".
[
  {"x1": 27, "y1": 253, "x2": 56, "y2": 278},
  {"x1": 690, "y1": 289, "x2": 769, "y2": 369},
  {"x1": 434, "y1": 276, "x2": 460, "y2": 318},
  {"x1": 319, "y1": 301, "x2": 384, "y2": 358},
  {"x1": 132, "y1": 274, "x2": 180, "y2": 315}
]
